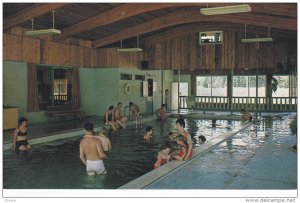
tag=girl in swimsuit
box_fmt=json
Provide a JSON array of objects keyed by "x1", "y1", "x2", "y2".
[
  {"x1": 154, "y1": 142, "x2": 171, "y2": 169},
  {"x1": 12, "y1": 117, "x2": 31, "y2": 151},
  {"x1": 172, "y1": 135, "x2": 190, "y2": 161}
]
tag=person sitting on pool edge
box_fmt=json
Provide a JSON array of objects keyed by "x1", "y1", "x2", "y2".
[
  {"x1": 84, "y1": 127, "x2": 112, "y2": 157},
  {"x1": 12, "y1": 117, "x2": 31, "y2": 152},
  {"x1": 240, "y1": 109, "x2": 253, "y2": 122},
  {"x1": 114, "y1": 102, "x2": 127, "y2": 129},
  {"x1": 144, "y1": 126, "x2": 153, "y2": 140},
  {"x1": 129, "y1": 102, "x2": 142, "y2": 129},
  {"x1": 80, "y1": 122, "x2": 107, "y2": 175},
  {"x1": 104, "y1": 105, "x2": 119, "y2": 131}
]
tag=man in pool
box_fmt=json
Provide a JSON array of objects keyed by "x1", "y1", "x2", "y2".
[
  {"x1": 80, "y1": 122, "x2": 107, "y2": 175},
  {"x1": 129, "y1": 101, "x2": 142, "y2": 129},
  {"x1": 240, "y1": 108, "x2": 253, "y2": 122}
]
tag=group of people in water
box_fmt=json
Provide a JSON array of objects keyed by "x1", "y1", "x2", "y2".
[{"x1": 11, "y1": 101, "x2": 252, "y2": 176}]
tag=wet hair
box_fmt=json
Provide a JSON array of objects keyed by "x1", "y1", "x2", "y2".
[
  {"x1": 198, "y1": 135, "x2": 206, "y2": 143},
  {"x1": 168, "y1": 132, "x2": 174, "y2": 136},
  {"x1": 109, "y1": 105, "x2": 114, "y2": 110},
  {"x1": 212, "y1": 119, "x2": 216, "y2": 124},
  {"x1": 146, "y1": 126, "x2": 153, "y2": 132},
  {"x1": 177, "y1": 135, "x2": 188, "y2": 146},
  {"x1": 84, "y1": 122, "x2": 94, "y2": 132},
  {"x1": 162, "y1": 142, "x2": 171, "y2": 150},
  {"x1": 118, "y1": 102, "x2": 122, "y2": 106},
  {"x1": 129, "y1": 102, "x2": 133, "y2": 106},
  {"x1": 176, "y1": 118, "x2": 185, "y2": 128},
  {"x1": 161, "y1": 104, "x2": 166, "y2": 107},
  {"x1": 100, "y1": 127, "x2": 108, "y2": 135},
  {"x1": 18, "y1": 117, "x2": 27, "y2": 126},
  {"x1": 240, "y1": 109, "x2": 245, "y2": 113}
]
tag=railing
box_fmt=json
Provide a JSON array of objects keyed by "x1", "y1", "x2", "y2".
[
  {"x1": 54, "y1": 94, "x2": 68, "y2": 101},
  {"x1": 179, "y1": 96, "x2": 297, "y2": 112}
]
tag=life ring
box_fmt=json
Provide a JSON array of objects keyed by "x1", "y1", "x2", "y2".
[{"x1": 125, "y1": 83, "x2": 131, "y2": 95}]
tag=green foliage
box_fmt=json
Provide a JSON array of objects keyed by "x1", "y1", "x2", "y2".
[{"x1": 290, "y1": 117, "x2": 297, "y2": 135}]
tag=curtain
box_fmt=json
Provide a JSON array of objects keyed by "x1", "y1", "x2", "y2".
[
  {"x1": 71, "y1": 67, "x2": 80, "y2": 106},
  {"x1": 27, "y1": 63, "x2": 39, "y2": 112}
]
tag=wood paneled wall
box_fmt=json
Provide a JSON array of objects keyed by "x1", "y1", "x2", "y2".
[
  {"x1": 145, "y1": 30, "x2": 295, "y2": 71},
  {"x1": 3, "y1": 27, "x2": 143, "y2": 69},
  {"x1": 3, "y1": 27, "x2": 296, "y2": 71}
]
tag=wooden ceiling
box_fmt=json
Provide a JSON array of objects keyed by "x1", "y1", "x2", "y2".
[{"x1": 3, "y1": 3, "x2": 297, "y2": 48}]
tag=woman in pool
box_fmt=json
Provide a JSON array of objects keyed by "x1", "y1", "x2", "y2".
[
  {"x1": 175, "y1": 117, "x2": 192, "y2": 160},
  {"x1": 12, "y1": 117, "x2": 31, "y2": 151}
]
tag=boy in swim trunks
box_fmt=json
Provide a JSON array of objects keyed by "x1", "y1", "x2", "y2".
[{"x1": 80, "y1": 122, "x2": 107, "y2": 175}]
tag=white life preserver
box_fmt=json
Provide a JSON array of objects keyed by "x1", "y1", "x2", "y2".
[{"x1": 125, "y1": 83, "x2": 131, "y2": 95}]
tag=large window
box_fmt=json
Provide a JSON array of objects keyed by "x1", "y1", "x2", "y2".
[
  {"x1": 196, "y1": 76, "x2": 227, "y2": 96},
  {"x1": 233, "y1": 75, "x2": 266, "y2": 97},
  {"x1": 37, "y1": 67, "x2": 72, "y2": 109},
  {"x1": 272, "y1": 75, "x2": 290, "y2": 97}
]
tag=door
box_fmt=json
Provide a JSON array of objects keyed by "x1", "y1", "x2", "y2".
[{"x1": 171, "y1": 82, "x2": 188, "y2": 110}]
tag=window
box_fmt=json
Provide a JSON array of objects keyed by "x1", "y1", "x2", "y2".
[
  {"x1": 199, "y1": 31, "x2": 223, "y2": 45},
  {"x1": 135, "y1": 75, "x2": 145, "y2": 81},
  {"x1": 272, "y1": 75, "x2": 289, "y2": 97},
  {"x1": 196, "y1": 76, "x2": 227, "y2": 96},
  {"x1": 232, "y1": 75, "x2": 266, "y2": 97},
  {"x1": 120, "y1": 73, "x2": 132, "y2": 80},
  {"x1": 37, "y1": 67, "x2": 72, "y2": 109}
]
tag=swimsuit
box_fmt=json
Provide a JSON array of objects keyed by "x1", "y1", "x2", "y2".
[
  {"x1": 86, "y1": 160, "x2": 106, "y2": 175},
  {"x1": 179, "y1": 147, "x2": 192, "y2": 159},
  {"x1": 16, "y1": 128, "x2": 29, "y2": 149}
]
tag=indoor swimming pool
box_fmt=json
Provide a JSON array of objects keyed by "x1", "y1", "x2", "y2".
[{"x1": 3, "y1": 114, "x2": 295, "y2": 189}]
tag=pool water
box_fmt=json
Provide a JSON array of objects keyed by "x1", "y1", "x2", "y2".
[
  {"x1": 145, "y1": 114, "x2": 296, "y2": 189},
  {"x1": 4, "y1": 115, "x2": 293, "y2": 189}
]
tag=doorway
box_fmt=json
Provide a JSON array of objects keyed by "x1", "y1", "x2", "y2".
[{"x1": 171, "y1": 82, "x2": 188, "y2": 110}]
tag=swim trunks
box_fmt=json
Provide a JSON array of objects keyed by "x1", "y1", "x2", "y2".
[{"x1": 86, "y1": 160, "x2": 106, "y2": 175}]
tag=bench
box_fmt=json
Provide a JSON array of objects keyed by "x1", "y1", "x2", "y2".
[{"x1": 46, "y1": 105, "x2": 85, "y2": 121}]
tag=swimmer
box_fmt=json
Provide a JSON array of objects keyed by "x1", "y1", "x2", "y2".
[
  {"x1": 104, "y1": 105, "x2": 118, "y2": 131},
  {"x1": 129, "y1": 102, "x2": 142, "y2": 128},
  {"x1": 156, "y1": 104, "x2": 166, "y2": 120},
  {"x1": 198, "y1": 135, "x2": 206, "y2": 144},
  {"x1": 12, "y1": 117, "x2": 31, "y2": 151},
  {"x1": 154, "y1": 142, "x2": 171, "y2": 169},
  {"x1": 240, "y1": 109, "x2": 253, "y2": 122},
  {"x1": 80, "y1": 122, "x2": 107, "y2": 175},
  {"x1": 84, "y1": 127, "x2": 111, "y2": 156},
  {"x1": 144, "y1": 126, "x2": 153, "y2": 140},
  {"x1": 114, "y1": 102, "x2": 127, "y2": 129}
]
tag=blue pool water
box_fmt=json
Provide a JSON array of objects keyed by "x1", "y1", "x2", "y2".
[
  {"x1": 3, "y1": 115, "x2": 294, "y2": 189},
  {"x1": 145, "y1": 114, "x2": 296, "y2": 189}
]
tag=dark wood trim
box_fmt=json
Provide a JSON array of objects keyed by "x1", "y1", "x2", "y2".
[
  {"x1": 53, "y1": 3, "x2": 204, "y2": 41},
  {"x1": 4, "y1": 3, "x2": 68, "y2": 30},
  {"x1": 92, "y1": 9, "x2": 296, "y2": 48}
]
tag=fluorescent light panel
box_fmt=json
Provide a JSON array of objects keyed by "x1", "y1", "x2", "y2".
[
  {"x1": 241, "y1": 37, "x2": 273, "y2": 43},
  {"x1": 200, "y1": 4, "x2": 251, "y2": 15},
  {"x1": 117, "y1": 48, "x2": 143, "y2": 52},
  {"x1": 25, "y1": 28, "x2": 61, "y2": 36}
]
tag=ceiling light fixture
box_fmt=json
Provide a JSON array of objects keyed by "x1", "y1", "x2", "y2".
[
  {"x1": 117, "y1": 35, "x2": 143, "y2": 52},
  {"x1": 241, "y1": 25, "x2": 273, "y2": 43},
  {"x1": 25, "y1": 10, "x2": 61, "y2": 36},
  {"x1": 200, "y1": 4, "x2": 251, "y2": 15}
]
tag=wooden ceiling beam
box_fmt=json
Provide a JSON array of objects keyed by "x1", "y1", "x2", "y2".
[
  {"x1": 53, "y1": 3, "x2": 205, "y2": 41},
  {"x1": 3, "y1": 3, "x2": 68, "y2": 30},
  {"x1": 250, "y1": 3, "x2": 297, "y2": 18},
  {"x1": 92, "y1": 9, "x2": 296, "y2": 48}
]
